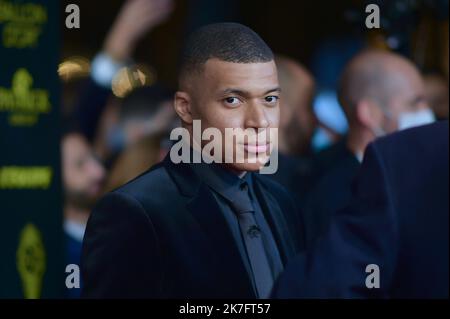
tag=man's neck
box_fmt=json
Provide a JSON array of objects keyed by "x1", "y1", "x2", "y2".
[
  {"x1": 219, "y1": 163, "x2": 247, "y2": 178},
  {"x1": 346, "y1": 125, "x2": 374, "y2": 162}
]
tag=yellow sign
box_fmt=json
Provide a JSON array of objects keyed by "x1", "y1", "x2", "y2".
[
  {"x1": 0, "y1": 68, "x2": 51, "y2": 126},
  {"x1": 0, "y1": 166, "x2": 52, "y2": 189},
  {"x1": 0, "y1": 0, "x2": 47, "y2": 48},
  {"x1": 16, "y1": 223, "x2": 46, "y2": 299}
]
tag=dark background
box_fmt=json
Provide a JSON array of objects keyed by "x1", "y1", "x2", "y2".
[{"x1": 61, "y1": 0, "x2": 449, "y2": 89}]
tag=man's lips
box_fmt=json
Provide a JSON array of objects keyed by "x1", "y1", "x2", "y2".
[{"x1": 242, "y1": 143, "x2": 270, "y2": 153}]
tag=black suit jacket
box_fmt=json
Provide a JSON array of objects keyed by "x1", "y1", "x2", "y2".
[
  {"x1": 81, "y1": 156, "x2": 304, "y2": 298},
  {"x1": 302, "y1": 147, "x2": 360, "y2": 247},
  {"x1": 273, "y1": 121, "x2": 449, "y2": 298}
]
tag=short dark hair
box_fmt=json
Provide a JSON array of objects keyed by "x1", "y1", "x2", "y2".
[{"x1": 179, "y1": 23, "x2": 274, "y2": 84}]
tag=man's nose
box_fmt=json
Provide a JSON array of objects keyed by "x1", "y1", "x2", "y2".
[
  {"x1": 87, "y1": 158, "x2": 106, "y2": 180},
  {"x1": 245, "y1": 102, "x2": 270, "y2": 129}
]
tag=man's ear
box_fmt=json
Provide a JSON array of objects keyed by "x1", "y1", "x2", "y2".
[
  {"x1": 174, "y1": 91, "x2": 193, "y2": 125},
  {"x1": 356, "y1": 99, "x2": 383, "y2": 130}
]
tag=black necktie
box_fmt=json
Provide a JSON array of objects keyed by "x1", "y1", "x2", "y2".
[{"x1": 229, "y1": 180, "x2": 274, "y2": 299}]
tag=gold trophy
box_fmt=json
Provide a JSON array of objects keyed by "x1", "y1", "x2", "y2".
[{"x1": 16, "y1": 223, "x2": 46, "y2": 299}]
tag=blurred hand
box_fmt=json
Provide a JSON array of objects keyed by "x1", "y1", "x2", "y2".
[{"x1": 104, "y1": 0, "x2": 174, "y2": 61}]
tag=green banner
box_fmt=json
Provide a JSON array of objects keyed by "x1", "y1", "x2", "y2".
[{"x1": 0, "y1": 0, "x2": 63, "y2": 298}]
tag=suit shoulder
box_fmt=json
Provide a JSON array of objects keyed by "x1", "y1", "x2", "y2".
[
  {"x1": 111, "y1": 162, "x2": 172, "y2": 198},
  {"x1": 92, "y1": 162, "x2": 177, "y2": 219},
  {"x1": 374, "y1": 121, "x2": 448, "y2": 156}
]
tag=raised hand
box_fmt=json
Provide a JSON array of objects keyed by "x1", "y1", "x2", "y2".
[{"x1": 104, "y1": 0, "x2": 174, "y2": 61}]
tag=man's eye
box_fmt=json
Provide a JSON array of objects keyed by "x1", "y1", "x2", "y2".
[
  {"x1": 265, "y1": 96, "x2": 279, "y2": 103},
  {"x1": 224, "y1": 97, "x2": 241, "y2": 105}
]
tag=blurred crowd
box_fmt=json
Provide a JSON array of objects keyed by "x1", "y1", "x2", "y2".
[{"x1": 60, "y1": 0, "x2": 449, "y2": 298}]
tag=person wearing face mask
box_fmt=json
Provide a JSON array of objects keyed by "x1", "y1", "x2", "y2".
[
  {"x1": 273, "y1": 121, "x2": 448, "y2": 298},
  {"x1": 301, "y1": 49, "x2": 435, "y2": 247}
]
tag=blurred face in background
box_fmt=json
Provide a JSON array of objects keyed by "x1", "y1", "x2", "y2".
[
  {"x1": 366, "y1": 61, "x2": 432, "y2": 135},
  {"x1": 62, "y1": 133, "x2": 106, "y2": 209},
  {"x1": 176, "y1": 58, "x2": 280, "y2": 173},
  {"x1": 276, "y1": 57, "x2": 316, "y2": 155}
]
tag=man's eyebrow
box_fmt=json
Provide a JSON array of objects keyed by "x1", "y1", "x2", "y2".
[
  {"x1": 220, "y1": 88, "x2": 249, "y2": 96},
  {"x1": 220, "y1": 87, "x2": 281, "y2": 96},
  {"x1": 264, "y1": 87, "x2": 281, "y2": 95}
]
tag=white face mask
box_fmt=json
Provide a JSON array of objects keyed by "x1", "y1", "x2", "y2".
[
  {"x1": 398, "y1": 108, "x2": 436, "y2": 130},
  {"x1": 372, "y1": 126, "x2": 387, "y2": 138}
]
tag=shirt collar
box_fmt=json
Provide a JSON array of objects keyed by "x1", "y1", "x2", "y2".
[
  {"x1": 189, "y1": 161, "x2": 252, "y2": 203},
  {"x1": 64, "y1": 219, "x2": 86, "y2": 243}
]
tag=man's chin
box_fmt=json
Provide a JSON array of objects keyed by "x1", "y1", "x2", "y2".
[{"x1": 225, "y1": 161, "x2": 268, "y2": 174}]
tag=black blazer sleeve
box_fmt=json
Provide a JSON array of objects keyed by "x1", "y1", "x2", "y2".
[{"x1": 81, "y1": 191, "x2": 163, "y2": 298}]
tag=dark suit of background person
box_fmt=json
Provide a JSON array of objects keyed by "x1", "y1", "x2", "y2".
[
  {"x1": 299, "y1": 49, "x2": 437, "y2": 247},
  {"x1": 301, "y1": 138, "x2": 360, "y2": 247},
  {"x1": 272, "y1": 121, "x2": 449, "y2": 298},
  {"x1": 269, "y1": 153, "x2": 314, "y2": 201},
  {"x1": 269, "y1": 55, "x2": 318, "y2": 205},
  {"x1": 81, "y1": 155, "x2": 304, "y2": 298}
]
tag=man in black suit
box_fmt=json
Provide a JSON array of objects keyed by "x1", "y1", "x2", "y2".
[
  {"x1": 302, "y1": 50, "x2": 435, "y2": 246},
  {"x1": 273, "y1": 121, "x2": 449, "y2": 298},
  {"x1": 81, "y1": 23, "x2": 304, "y2": 298}
]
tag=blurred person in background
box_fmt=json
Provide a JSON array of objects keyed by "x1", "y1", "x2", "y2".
[
  {"x1": 104, "y1": 85, "x2": 176, "y2": 191},
  {"x1": 308, "y1": 37, "x2": 366, "y2": 154},
  {"x1": 73, "y1": 0, "x2": 174, "y2": 152},
  {"x1": 275, "y1": 55, "x2": 316, "y2": 157},
  {"x1": 273, "y1": 121, "x2": 449, "y2": 298},
  {"x1": 300, "y1": 37, "x2": 362, "y2": 200},
  {"x1": 269, "y1": 55, "x2": 317, "y2": 202},
  {"x1": 62, "y1": 131, "x2": 106, "y2": 298},
  {"x1": 61, "y1": 0, "x2": 174, "y2": 298},
  {"x1": 302, "y1": 49, "x2": 435, "y2": 246},
  {"x1": 424, "y1": 72, "x2": 449, "y2": 120}
]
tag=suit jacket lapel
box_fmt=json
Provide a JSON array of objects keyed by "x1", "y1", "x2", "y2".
[
  {"x1": 186, "y1": 185, "x2": 255, "y2": 296},
  {"x1": 163, "y1": 156, "x2": 256, "y2": 297}
]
